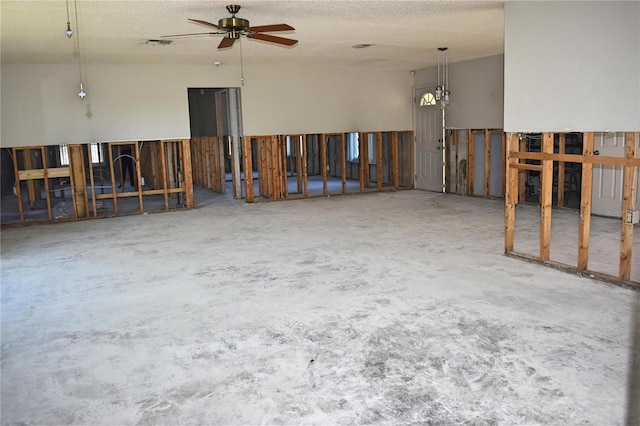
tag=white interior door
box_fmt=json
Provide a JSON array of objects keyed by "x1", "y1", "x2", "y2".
[
  {"x1": 413, "y1": 85, "x2": 443, "y2": 192},
  {"x1": 592, "y1": 132, "x2": 630, "y2": 218}
]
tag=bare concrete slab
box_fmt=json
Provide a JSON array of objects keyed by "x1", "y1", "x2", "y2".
[{"x1": 1, "y1": 191, "x2": 636, "y2": 424}]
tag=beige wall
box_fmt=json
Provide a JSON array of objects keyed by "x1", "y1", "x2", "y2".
[
  {"x1": 1, "y1": 63, "x2": 413, "y2": 147},
  {"x1": 413, "y1": 55, "x2": 504, "y2": 130}
]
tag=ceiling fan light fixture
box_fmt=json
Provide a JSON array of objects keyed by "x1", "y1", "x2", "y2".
[
  {"x1": 78, "y1": 82, "x2": 87, "y2": 99},
  {"x1": 65, "y1": 22, "x2": 73, "y2": 38}
]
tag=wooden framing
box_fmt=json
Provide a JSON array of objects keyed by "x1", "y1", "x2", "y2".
[
  {"x1": 505, "y1": 131, "x2": 640, "y2": 287},
  {"x1": 3, "y1": 139, "x2": 193, "y2": 226},
  {"x1": 467, "y1": 129, "x2": 474, "y2": 195}
]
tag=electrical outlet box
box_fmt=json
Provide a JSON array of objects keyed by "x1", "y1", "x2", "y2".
[{"x1": 625, "y1": 210, "x2": 639, "y2": 225}]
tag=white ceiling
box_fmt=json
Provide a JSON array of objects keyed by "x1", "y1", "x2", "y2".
[{"x1": 0, "y1": 0, "x2": 505, "y2": 70}]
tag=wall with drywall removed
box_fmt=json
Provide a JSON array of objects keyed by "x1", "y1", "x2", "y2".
[{"x1": 1, "y1": 63, "x2": 413, "y2": 147}]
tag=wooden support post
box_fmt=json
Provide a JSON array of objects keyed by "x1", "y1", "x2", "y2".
[
  {"x1": 23, "y1": 150, "x2": 38, "y2": 206},
  {"x1": 557, "y1": 133, "x2": 566, "y2": 207},
  {"x1": 107, "y1": 143, "x2": 118, "y2": 214},
  {"x1": 134, "y1": 142, "x2": 144, "y2": 213},
  {"x1": 539, "y1": 132, "x2": 554, "y2": 261},
  {"x1": 242, "y1": 137, "x2": 254, "y2": 203},
  {"x1": 295, "y1": 136, "x2": 303, "y2": 193},
  {"x1": 86, "y1": 144, "x2": 98, "y2": 217},
  {"x1": 578, "y1": 132, "x2": 594, "y2": 271},
  {"x1": 359, "y1": 132, "x2": 365, "y2": 192},
  {"x1": 40, "y1": 146, "x2": 53, "y2": 221},
  {"x1": 391, "y1": 131, "x2": 399, "y2": 190},
  {"x1": 467, "y1": 129, "x2": 475, "y2": 195},
  {"x1": 340, "y1": 134, "x2": 347, "y2": 194},
  {"x1": 232, "y1": 136, "x2": 242, "y2": 199},
  {"x1": 455, "y1": 130, "x2": 460, "y2": 194},
  {"x1": 302, "y1": 135, "x2": 309, "y2": 197},
  {"x1": 620, "y1": 132, "x2": 638, "y2": 281},
  {"x1": 69, "y1": 144, "x2": 87, "y2": 218},
  {"x1": 219, "y1": 137, "x2": 226, "y2": 193},
  {"x1": 484, "y1": 129, "x2": 491, "y2": 197},
  {"x1": 518, "y1": 136, "x2": 526, "y2": 201},
  {"x1": 321, "y1": 133, "x2": 328, "y2": 196},
  {"x1": 377, "y1": 132, "x2": 383, "y2": 191},
  {"x1": 505, "y1": 133, "x2": 519, "y2": 253},
  {"x1": 181, "y1": 139, "x2": 194, "y2": 208},
  {"x1": 12, "y1": 148, "x2": 25, "y2": 222},
  {"x1": 281, "y1": 136, "x2": 289, "y2": 199},
  {"x1": 160, "y1": 140, "x2": 169, "y2": 210},
  {"x1": 409, "y1": 131, "x2": 415, "y2": 189},
  {"x1": 444, "y1": 131, "x2": 451, "y2": 193},
  {"x1": 501, "y1": 132, "x2": 506, "y2": 198}
]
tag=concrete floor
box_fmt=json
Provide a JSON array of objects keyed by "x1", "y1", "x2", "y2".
[{"x1": 1, "y1": 190, "x2": 637, "y2": 424}]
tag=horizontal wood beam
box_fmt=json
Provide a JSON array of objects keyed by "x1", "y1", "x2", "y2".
[
  {"x1": 18, "y1": 167, "x2": 70, "y2": 180},
  {"x1": 512, "y1": 151, "x2": 640, "y2": 167},
  {"x1": 510, "y1": 163, "x2": 543, "y2": 172}
]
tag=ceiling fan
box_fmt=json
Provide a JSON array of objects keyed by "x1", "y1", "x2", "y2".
[{"x1": 162, "y1": 4, "x2": 298, "y2": 49}]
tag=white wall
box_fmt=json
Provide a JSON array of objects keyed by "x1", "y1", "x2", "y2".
[
  {"x1": 413, "y1": 55, "x2": 504, "y2": 130},
  {"x1": 504, "y1": 1, "x2": 640, "y2": 132},
  {"x1": 1, "y1": 63, "x2": 413, "y2": 147}
]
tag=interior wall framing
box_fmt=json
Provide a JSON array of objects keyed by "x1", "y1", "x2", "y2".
[{"x1": 504, "y1": 131, "x2": 640, "y2": 287}]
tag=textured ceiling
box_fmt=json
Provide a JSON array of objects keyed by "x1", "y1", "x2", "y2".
[{"x1": 0, "y1": 0, "x2": 505, "y2": 70}]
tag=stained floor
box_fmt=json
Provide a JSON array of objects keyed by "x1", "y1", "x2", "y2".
[{"x1": 0, "y1": 190, "x2": 637, "y2": 425}]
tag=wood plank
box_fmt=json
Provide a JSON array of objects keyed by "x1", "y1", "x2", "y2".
[
  {"x1": 501, "y1": 132, "x2": 506, "y2": 198},
  {"x1": 321, "y1": 134, "x2": 328, "y2": 195},
  {"x1": 620, "y1": 132, "x2": 638, "y2": 281},
  {"x1": 181, "y1": 139, "x2": 194, "y2": 208},
  {"x1": 86, "y1": 143, "x2": 98, "y2": 217},
  {"x1": 377, "y1": 132, "x2": 383, "y2": 191},
  {"x1": 505, "y1": 133, "x2": 519, "y2": 253},
  {"x1": 12, "y1": 148, "x2": 25, "y2": 222},
  {"x1": 160, "y1": 140, "x2": 169, "y2": 210},
  {"x1": 484, "y1": 129, "x2": 491, "y2": 197},
  {"x1": 539, "y1": 132, "x2": 554, "y2": 261},
  {"x1": 444, "y1": 130, "x2": 451, "y2": 193},
  {"x1": 242, "y1": 137, "x2": 254, "y2": 202},
  {"x1": 302, "y1": 134, "x2": 309, "y2": 197},
  {"x1": 391, "y1": 131, "x2": 399, "y2": 190},
  {"x1": 578, "y1": 132, "x2": 594, "y2": 271},
  {"x1": 512, "y1": 151, "x2": 640, "y2": 166},
  {"x1": 511, "y1": 163, "x2": 543, "y2": 172},
  {"x1": 40, "y1": 146, "x2": 53, "y2": 221},
  {"x1": 557, "y1": 133, "x2": 566, "y2": 207},
  {"x1": 219, "y1": 137, "x2": 226, "y2": 194},
  {"x1": 134, "y1": 142, "x2": 144, "y2": 213},
  {"x1": 18, "y1": 167, "x2": 71, "y2": 180},
  {"x1": 359, "y1": 132, "x2": 365, "y2": 192},
  {"x1": 454, "y1": 130, "x2": 459, "y2": 193},
  {"x1": 340, "y1": 133, "x2": 347, "y2": 194},
  {"x1": 69, "y1": 144, "x2": 87, "y2": 219},
  {"x1": 467, "y1": 129, "x2": 474, "y2": 195},
  {"x1": 24, "y1": 149, "x2": 38, "y2": 205},
  {"x1": 518, "y1": 136, "x2": 526, "y2": 202},
  {"x1": 107, "y1": 143, "x2": 119, "y2": 214}
]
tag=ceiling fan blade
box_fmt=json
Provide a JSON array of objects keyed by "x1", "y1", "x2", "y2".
[
  {"x1": 249, "y1": 33, "x2": 298, "y2": 46},
  {"x1": 247, "y1": 24, "x2": 294, "y2": 33},
  {"x1": 188, "y1": 18, "x2": 224, "y2": 30},
  {"x1": 218, "y1": 37, "x2": 236, "y2": 49},
  {"x1": 162, "y1": 32, "x2": 222, "y2": 38}
]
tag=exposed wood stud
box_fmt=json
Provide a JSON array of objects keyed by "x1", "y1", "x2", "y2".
[
  {"x1": 182, "y1": 139, "x2": 194, "y2": 208},
  {"x1": 539, "y1": 132, "x2": 554, "y2": 261},
  {"x1": 242, "y1": 137, "x2": 254, "y2": 203},
  {"x1": 518, "y1": 136, "x2": 526, "y2": 201},
  {"x1": 392, "y1": 131, "x2": 400, "y2": 190},
  {"x1": 302, "y1": 134, "x2": 308, "y2": 197},
  {"x1": 505, "y1": 133, "x2": 519, "y2": 253},
  {"x1": 321, "y1": 133, "x2": 328, "y2": 196},
  {"x1": 107, "y1": 143, "x2": 119, "y2": 215},
  {"x1": 359, "y1": 132, "x2": 365, "y2": 192},
  {"x1": 501, "y1": 132, "x2": 506, "y2": 198},
  {"x1": 578, "y1": 132, "x2": 594, "y2": 271},
  {"x1": 557, "y1": 133, "x2": 566, "y2": 207},
  {"x1": 340, "y1": 133, "x2": 347, "y2": 194},
  {"x1": 377, "y1": 132, "x2": 383, "y2": 191},
  {"x1": 40, "y1": 146, "x2": 53, "y2": 221},
  {"x1": 620, "y1": 132, "x2": 638, "y2": 282},
  {"x1": 134, "y1": 142, "x2": 144, "y2": 213},
  {"x1": 467, "y1": 129, "x2": 475, "y2": 195},
  {"x1": 160, "y1": 140, "x2": 169, "y2": 210},
  {"x1": 484, "y1": 129, "x2": 491, "y2": 197},
  {"x1": 454, "y1": 130, "x2": 459, "y2": 194},
  {"x1": 69, "y1": 144, "x2": 87, "y2": 219}
]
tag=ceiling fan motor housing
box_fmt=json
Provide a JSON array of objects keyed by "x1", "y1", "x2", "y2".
[{"x1": 219, "y1": 17, "x2": 250, "y2": 36}]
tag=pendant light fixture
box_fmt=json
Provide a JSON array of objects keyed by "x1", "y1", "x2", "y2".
[
  {"x1": 435, "y1": 47, "x2": 450, "y2": 109},
  {"x1": 65, "y1": 0, "x2": 73, "y2": 37},
  {"x1": 73, "y1": 0, "x2": 87, "y2": 99}
]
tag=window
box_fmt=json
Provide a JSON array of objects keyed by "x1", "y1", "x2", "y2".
[
  {"x1": 419, "y1": 91, "x2": 436, "y2": 106},
  {"x1": 347, "y1": 132, "x2": 359, "y2": 161},
  {"x1": 59, "y1": 143, "x2": 102, "y2": 166}
]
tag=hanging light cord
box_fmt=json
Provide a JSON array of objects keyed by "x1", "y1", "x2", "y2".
[
  {"x1": 65, "y1": 0, "x2": 72, "y2": 35},
  {"x1": 74, "y1": 0, "x2": 83, "y2": 82},
  {"x1": 239, "y1": 38, "x2": 244, "y2": 86}
]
